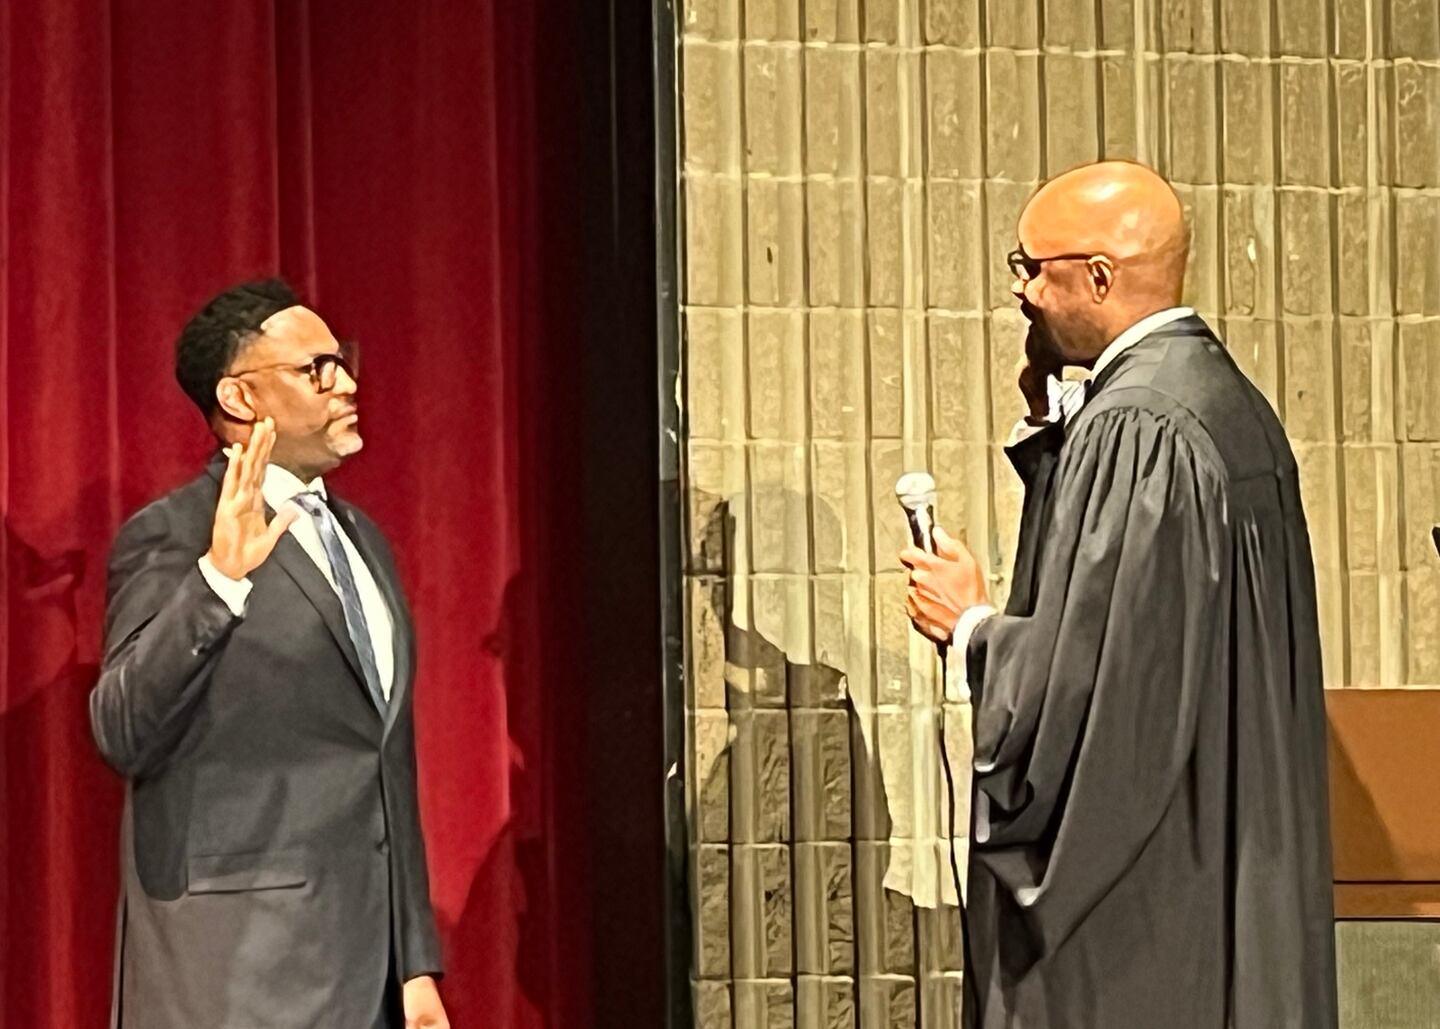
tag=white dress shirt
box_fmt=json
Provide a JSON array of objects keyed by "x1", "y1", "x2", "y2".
[
  {"x1": 198, "y1": 464, "x2": 397, "y2": 701},
  {"x1": 947, "y1": 307, "x2": 1195, "y2": 699}
]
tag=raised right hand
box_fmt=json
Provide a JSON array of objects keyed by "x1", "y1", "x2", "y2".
[
  {"x1": 1017, "y1": 323, "x2": 1063, "y2": 424},
  {"x1": 206, "y1": 418, "x2": 299, "y2": 580}
]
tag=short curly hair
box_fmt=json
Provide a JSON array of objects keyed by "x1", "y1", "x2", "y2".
[{"x1": 175, "y1": 278, "x2": 300, "y2": 418}]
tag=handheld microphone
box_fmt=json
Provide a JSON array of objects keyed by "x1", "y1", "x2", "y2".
[{"x1": 895, "y1": 471, "x2": 939, "y2": 554}]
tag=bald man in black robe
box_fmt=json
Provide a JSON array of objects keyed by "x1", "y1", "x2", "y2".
[{"x1": 903, "y1": 161, "x2": 1337, "y2": 1028}]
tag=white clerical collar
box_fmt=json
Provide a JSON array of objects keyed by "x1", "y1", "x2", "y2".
[
  {"x1": 262, "y1": 463, "x2": 327, "y2": 512},
  {"x1": 1092, "y1": 306, "x2": 1195, "y2": 378}
]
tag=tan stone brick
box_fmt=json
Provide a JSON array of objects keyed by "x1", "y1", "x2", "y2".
[
  {"x1": 986, "y1": 0, "x2": 1037, "y2": 48},
  {"x1": 749, "y1": 444, "x2": 811, "y2": 574},
  {"x1": 690, "y1": 577, "x2": 731, "y2": 710},
  {"x1": 927, "y1": 179, "x2": 986, "y2": 313},
  {"x1": 1176, "y1": 184, "x2": 1221, "y2": 314},
  {"x1": 1100, "y1": 55, "x2": 1139, "y2": 162},
  {"x1": 1405, "y1": 567, "x2": 1440, "y2": 684},
  {"x1": 1278, "y1": 189, "x2": 1333, "y2": 316},
  {"x1": 1395, "y1": 193, "x2": 1440, "y2": 317},
  {"x1": 687, "y1": 441, "x2": 747, "y2": 574},
  {"x1": 985, "y1": 52, "x2": 1041, "y2": 181},
  {"x1": 872, "y1": 569, "x2": 912, "y2": 708},
  {"x1": 875, "y1": 710, "x2": 914, "y2": 838},
  {"x1": 683, "y1": 41, "x2": 742, "y2": 175},
  {"x1": 1334, "y1": 63, "x2": 1369, "y2": 189},
  {"x1": 920, "y1": 973, "x2": 964, "y2": 1028},
  {"x1": 1045, "y1": 53, "x2": 1100, "y2": 175},
  {"x1": 1339, "y1": 320, "x2": 1378, "y2": 441},
  {"x1": 1332, "y1": 0, "x2": 1367, "y2": 57},
  {"x1": 1277, "y1": 0, "x2": 1328, "y2": 57},
  {"x1": 1395, "y1": 63, "x2": 1440, "y2": 189},
  {"x1": 850, "y1": 706, "x2": 891, "y2": 842},
  {"x1": 1399, "y1": 444, "x2": 1440, "y2": 571},
  {"x1": 1346, "y1": 570, "x2": 1380, "y2": 688},
  {"x1": 748, "y1": 309, "x2": 808, "y2": 443},
  {"x1": 747, "y1": 178, "x2": 807, "y2": 307},
  {"x1": 810, "y1": 439, "x2": 858, "y2": 571},
  {"x1": 866, "y1": 180, "x2": 924, "y2": 309},
  {"x1": 805, "y1": 48, "x2": 862, "y2": 177},
  {"x1": 1220, "y1": 0, "x2": 1269, "y2": 55},
  {"x1": 1391, "y1": 0, "x2": 1440, "y2": 60},
  {"x1": 1223, "y1": 319, "x2": 1281, "y2": 409},
  {"x1": 1280, "y1": 62, "x2": 1332, "y2": 187},
  {"x1": 855, "y1": 843, "x2": 918, "y2": 974},
  {"x1": 1221, "y1": 187, "x2": 1276, "y2": 318},
  {"x1": 864, "y1": 0, "x2": 903, "y2": 44},
  {"x1": 745, "y1": 0, "x2": 800, "y2": 40},
  {"x1": 683, "y1": 0, "x2": 740, "y2": 40},
  {"x1": 694, "y1": 844, "x2": 733, "y2": 976},
  {"x1": 1099, "y1": 0, "x2": 1136, "y2": 49},
  {"x1": 985, "y1": 307, "x2": 1028, "y2": 436},
  {"x1": 745, "y1": 44, "x2": 804, "y2": 176},
  {"x1": 693, "y1": 719, "x2": 732, "y2": 845},
  {"x1": 793, "y1": 711, "x2": 853, "y2": 840},
  {"x1": 810, "y1": 311, "x2": 868, "y2": 442},
  {"x1": 916, "y1": 902, "x2": 964, "y2": 975},
  {"x1": 1283, "y1": 320, "x2": 1337, "y2": 442},
  {"x1": 1161, "y1": 0, "x2": 1219, "y2": 52},
  {"x1": 866, "y1": 51, "x2": 923, "y2": 180},
  {"x1": 1044, "y1": 0, "x2": 1096, "y2": 49},
  {"x1": 1295, "y1": 444, "x2": 1344, "y2": 577},
  {"x1": 804, "y1": 0, "x2": 859, "y2": 42},
  {"x1": 732, "y1": 710, "x2": 793, "y2": 842},
  {"x1": 687, "y1": 307, "x2": 745, "y2": 441},
  {"x1": 795, "y1": 976, "x2": 856, "y2": 1029},
  {"x1": 734, "y1": 978, "x2": 796, "y2": 1027},
  {"x1": 1165, "y1": 58, "x2": 1218, "y2": 183},
  {"x1": 1401, "y1": 322, "x2": 1440, "y2": 442},
  {"x1": 929, "y1": 314, "x2": 989, "y2": 442},
  {"x1": 687, "y1": 174, "x2": 746, "y2": 307},
  {"x1": 858, "y1": 975, "x2": 917, "y2": 1028},
  {"x1": 926, "y1": 50, "x2": 983, "y2": 181},
  {"x1": 1344, "y1": 444, "x2": 1399, "y2": 575},
  {"x1": 923, "y1": 0, "x2": 979, "y2": 47},
  {"x1": 868, "y1": 311, "x2": 906, "y2": 439},
  {"x1": 694, "y1": 980, "x2": 733, "y2": 1029},
  {"x1": 752, "y1": 575, "x2": 811, "y2": 695},
  {"x1": 1220, "y1": 58, "x2": 1275, "y2": 185},
  {"x1": 931, "y1": 441, "x2": 995, "y2": 575},
  {"x1": 1336, "y1": 194, "x2": 1374, "y2": 318},
  {"x1": 794, "y1": 843, "x2": 855, "y2": 974},
  {"x1": 807, "y1": 180, "x2": 866, "y2": 307}
]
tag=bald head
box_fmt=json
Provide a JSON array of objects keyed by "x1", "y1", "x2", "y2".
[
  {"x1": 1022, "y1": 161, "x2": 1189, "y2": 298},
  {"x1": 1013, "y1": 162, "x2": 1191, "y2": 363}
]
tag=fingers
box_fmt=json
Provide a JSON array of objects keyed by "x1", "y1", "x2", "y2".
[
  {"x1": 220, "y1": 443, "x2": 242, "y2": 503},
  {"x1": 265, "y1": 506, "x2": 300, "y2": 546},
  {"x1": 932, "y1": 525, "x2": 963, "y2": 560}
]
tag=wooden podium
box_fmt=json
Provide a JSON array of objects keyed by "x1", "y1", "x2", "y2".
[{"x1": 1328, "y1": 689, "x2": 1440, "y2": 917}]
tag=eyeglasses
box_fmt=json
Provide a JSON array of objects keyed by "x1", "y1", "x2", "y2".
[
  {"x1": 1007, "y1": 247, "x2": 1102, "y2": 283},
  {"x1": 229, "y1": 341, "x2": 359, "y2": 393}
]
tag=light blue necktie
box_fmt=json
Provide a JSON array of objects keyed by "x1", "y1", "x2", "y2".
[{"x1": 292, "y1": 492, "x2": 387, "y2": 714}]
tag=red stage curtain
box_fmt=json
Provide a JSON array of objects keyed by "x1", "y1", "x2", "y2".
[{"x1": 0, "y1": 3, "x2": 585, "y2": 1025}]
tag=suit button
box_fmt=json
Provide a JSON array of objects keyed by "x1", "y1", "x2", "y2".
[{"x1": 376, "y1": 839, "x2": 390, "y2": 855}]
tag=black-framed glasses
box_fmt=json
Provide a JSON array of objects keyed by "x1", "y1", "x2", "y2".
[
  {"x1": 1007, "y1": 247, "x2": 1101, "y2": 283},
  {"x1": 230, "y1": 340, "x2": 359, "y2": 393}
]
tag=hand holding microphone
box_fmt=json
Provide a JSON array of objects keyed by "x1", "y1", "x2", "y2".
[{"x1": 896, "y1": 472, "x2": 989, "y2": 645}]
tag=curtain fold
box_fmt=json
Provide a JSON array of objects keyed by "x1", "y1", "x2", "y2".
[{"x1": 0, "y1": 3, "x2": 581, "y2": 1025}]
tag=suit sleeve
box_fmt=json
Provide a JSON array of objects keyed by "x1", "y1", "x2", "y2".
[
  {"x1": 89, "y1": 503, "x2": 244, "y2": 778},
  {"x1": 964, "y1": 404, "x2": 1227, "y2": 955}
]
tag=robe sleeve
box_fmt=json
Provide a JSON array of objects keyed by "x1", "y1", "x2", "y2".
[{"x1": 965, "y1": 402, "x2": 1228, "y2": 955}]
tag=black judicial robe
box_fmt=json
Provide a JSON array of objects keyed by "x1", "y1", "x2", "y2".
[{"x1": 962, "y1": 319, "x2": 1337, "y2": 1028}]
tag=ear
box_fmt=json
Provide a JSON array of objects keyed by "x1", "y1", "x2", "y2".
[
  {"x1": 1087, "y1": 256, "x2": 1115, "y2": 302},
  {"x1": 214, "y1": 377, "x2": 258, "y2": 424}
]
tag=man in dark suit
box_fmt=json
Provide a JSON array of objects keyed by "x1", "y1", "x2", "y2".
[{"x1": 90, "y1": 280, "x2": 449, "y2": 1029}]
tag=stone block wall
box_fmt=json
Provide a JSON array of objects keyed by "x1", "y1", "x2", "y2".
[{"x1": 673, "y1": 1, "x2": 1440, "y2": 1025}]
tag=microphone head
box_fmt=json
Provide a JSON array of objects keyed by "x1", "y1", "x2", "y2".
[{"x1": 895, "y1": 471, "x2": 937, "y2": 512}]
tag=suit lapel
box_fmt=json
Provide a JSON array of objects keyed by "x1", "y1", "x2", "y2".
[
  {"x1": 329, "y1": 496, "x2": 414, "y2": 735},
  {"x1": 267, "y1": 532, "x2": 371, "y2": 695}
]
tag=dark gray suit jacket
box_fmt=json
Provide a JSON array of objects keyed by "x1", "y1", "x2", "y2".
[{"x1": 91, "y1": 454, "x2": 442, "y2": 1028}]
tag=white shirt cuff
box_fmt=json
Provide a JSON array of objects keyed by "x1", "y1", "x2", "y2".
[
  {"x1": 198, "y1": 555, "x2": 253, "y2": 617},
  {"x1": 1007, "y1": 377, "x2": 1084, "y2": 446},
  {"x1": 945, "y1": 603, "x2": 997, "y2": 702}
]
